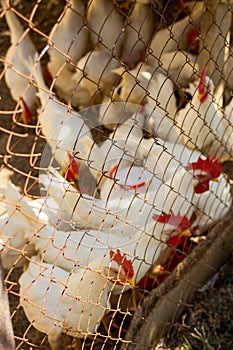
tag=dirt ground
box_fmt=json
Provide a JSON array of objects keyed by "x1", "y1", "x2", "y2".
[{"x1": 0, "y1": 1, "x2": 233, "y2": 350}]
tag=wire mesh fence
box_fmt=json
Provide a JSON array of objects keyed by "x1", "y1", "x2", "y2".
[{"x1": 0, "y1": 0, "x2": 233, "y2": 349}]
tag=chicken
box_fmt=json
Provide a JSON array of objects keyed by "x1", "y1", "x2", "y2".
[
  {"x1": 148, "y1": 1, "x2": 203, "y2": 60},
  {"x1": 137, "y1": 138, "x2": 218, "y2": 184},
  {"x1": 121, "y1": 0, "x2": 157, "y2": 66},
  {"x1": 1, "y1": 177, "x2": 191, "y2": 288},
  {"x1": 135, "y1": 138, "x2": 231, "y2": 233},
  {"x1": 98, "y1": 98, "x2": 134, "y2": 130},
  {"x1": 47, "y1": 0, "x2": 89, "y2": 102},
  {"x1": 111, "y1": 64, "x2": 148, "y2": 105},
  {"x1": 0, "y1": 182, "x2": 47, "y2": 269},
  {"x1": 112, "y1": 63, "x2": 180, "y2": 142},
  {"x1": 92, "y1": 110, "x2": 146, "y2": 183},
  {"x1": 100, "y1": 164, "x2": 161, "y2": 201},
  {"x1": 1, "y1": 0, "x2": 37, "y2": 123},
  {"x1": 69, "y1": 48, "x2": 121, "y2": 108},
  {"x1": 27, "y1": 54, "x2": 102, "y2": 180},
  {"x1": 150, "y1": 50, "x2": 199, "y2": 88},
  {"x1": 40, "y1": 163, "x2": 195, "y2": 238},
  {"x1": 0, "y1": 212, "x2": 35, "y2": 269},
  {"x1": 87, "y1": 0, "x2": 125, "y2": 56},
  {"x1": 19, "y1": 250, "x2": 134, "y2": 350},
  {"x1": 175, "y1": 66, "x2": 230, "y2": 158},
  {"x1": 0, "y1": 180, "x2": 75, "y2": 269},
  {"x1": 191, "y1": 172, "x2": 232, "y2": 234},
  {"x1": 216, "y1": 98, "x2": 233, "y2": 160}
]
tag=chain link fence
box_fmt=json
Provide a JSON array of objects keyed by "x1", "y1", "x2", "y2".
[{"x1": 0, "y1": 0, "x2": 233, "y2": 349}]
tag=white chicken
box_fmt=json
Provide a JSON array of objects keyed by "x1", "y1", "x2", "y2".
[
  {"x1": 98, "y1": 99, "x2": 136, "y2": 130},
  {"x1": 19, "y1": 251, "x2": 134, "y2": 350},
  {"x1": 100, "y1": 164, "x2": 161, "y2": 201},
  {"x1": 1, "y1": 178, "x2": 191, "y2": 287},
  {"x1": 191, "y1": 172, "x2": 232, "y2": 234},
  {"x1": 0, "y1": 181, "x2": 130, "y2": 274},
  {"x1": 133, "y1": 138, "x2": 231, "y2": 233},
  {"x1": 112, "y1": 63, "x2": 180, "y2": 142},
  {"x1": 0, "y1": 212, "x2": 35, "y2": 269},
  {"x1": 151, "y1": 50, "x2": 199, "y2": 88},
  {"x1": 148, "y1": 1, "x2": 203, "y2": 60},
  {"x1": 0, "y1": 182, "x2": 50, "y2": 269},
  {"x1": 47, "y1": 0, "x2": 89, "y2": 102},
  {"x1": 1, "y1": 0, "x2": 37, "y2": 123},
  {"x1": 27, "y1": 54, "x2": 102, "y2": 180},
  {"x1": 69, "y1": 48, "x2": 121, "y2": 108},
  {"x1": 176, "y1": 66, "x2": 233, "y2": 160},
  {"x1": 40, "y1": 163, "x2": 195, "y2": 238},
  {"x1": 121, "y1": 0, "x2": 157, "y2": 66},
  {"x1": 0, "y1": 178, "x2": 80, "y2": 269},
  {"x1": 87, "y1": 0, "x2": 125, "y2": 56},
  {"x1": 111, "y1": 63, "x2": 155, "y2": 105},
  {"x1": 92, "y1": 109, "x2": 146, "y2": 182},
  {"x1": 217, "y1": 98, "x2": 233, "y2": 160}
]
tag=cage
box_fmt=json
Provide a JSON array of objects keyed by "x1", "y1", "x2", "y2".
[{"x1": 0, "y1": 1, "x2": 233, "y2": 349}]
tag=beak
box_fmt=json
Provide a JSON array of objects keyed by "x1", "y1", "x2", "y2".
[
  {"x1": 198, "y1": 91, "x2": 208, "y2": 103},
  {"x1": 152, "y1": 264, "x2": 164, "y2": 274},
  {"x1": 71, "y1": 171, "x2": 79, "y2": 182},
  {"x1": 21, "y1": 99, "x2": 32, "y2": 124},
  {"x1": 182, "y1": 228, "x2": 192, "y2": 237},
  {"x1": 197, "y1": 92, "x2": 203, "y2": 102},
  {"x1": 127, "y1": 278, "x2": 135, "y2": 288}
]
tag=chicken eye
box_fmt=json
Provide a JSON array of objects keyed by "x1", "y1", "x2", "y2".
[{"x1": 116, "y1": 86, "x2": 122, "y2": 95}]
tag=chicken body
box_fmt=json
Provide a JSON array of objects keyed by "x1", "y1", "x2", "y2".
[
  {"x1": 40, "y1": 165, "x2": 195, "y2": 238},
  {"x1": 112, "y1": 63, "x2": 179, "y2": 142},
  {"x1": 2, "y1": 1, "x2": 37, "y2": 122},
  {"x1": 136, "y1": 138, "x2": 231, "y2": 233},
  {"x1": 29, "y1": 56, "x2": 102, "y2": 179},
  {"x1": 47, "y1": 0, "x2": 89, "y2": 102},
  {"x1": 87, "y1": 0, "x2": 125, "y2": 56},
  {"x1": 176, "y1": 68, "x2": 233, "y2": 160},
  {"x1": 121, "y1": 0, "x2": 156, "y2": 66},
  {"x1": 70, "y1": 49, "x2": 121, "y2": 107},
  {"x1": 148, "y1": 2, "x2": 203, "y2": 60},
  {"x1": 176, "y1": 71, "x2": 222, "y2": 153},
  {"x1": 19, "y1": 255, "x2": 125, "y2": 349}
]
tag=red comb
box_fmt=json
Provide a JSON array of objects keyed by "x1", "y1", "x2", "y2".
[
  {"x1": 43, "y1": 64, "x2": 53, "y2": 86},
  {"x1": 186, "y1": 155, "x2": 222, "y2": 176},
  {"x1": 109, "y1": 249, "x2": 134, "y2": 279},
  {"x1": 186, "y1": 155, "x2": 222, "y2": 193},
  {"x1": 21, "y1": 99, "x2": 31, "y2": 124},
  {"x1": 65, "y1": 152, "x2": 79, "y2": 182},
  {"x1": 166, "y1": 234, "x2": 187, "y2": 248},
  {"x1": 198, "y1": 65, "x2": 207, "y2": 95},
  {"x1": 187, "y1": 26, "x2": 200, "y2": 45},
  {"x1": 153, "y1": 210, "x2": 190, "y2": 231}
]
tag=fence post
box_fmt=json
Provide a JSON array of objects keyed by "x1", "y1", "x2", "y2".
[{"x1": 0, "y1": 255, "x2": 15, "y2": 350}]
